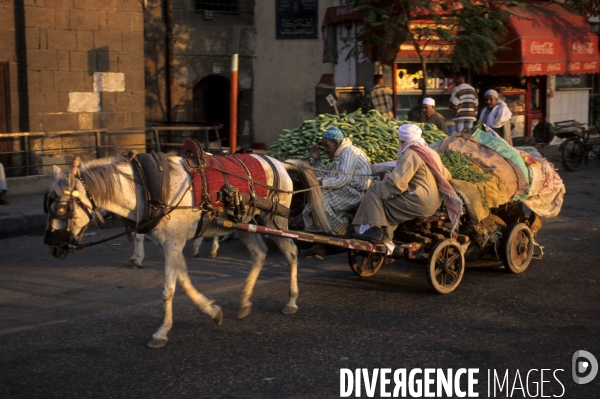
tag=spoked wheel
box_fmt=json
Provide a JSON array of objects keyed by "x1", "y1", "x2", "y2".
[
  {"x1": 502, "y1": 223, "x2": 534, "y2": 274},
  {"x1": 426, "y1": 239, "x2": 465, "y2": 294},
  {"x1": 562, "y1": 137, "x2": 586, "y2": 171},
  {"x1": 348, "y1": 250, "x2": 385, "y2": 277}
]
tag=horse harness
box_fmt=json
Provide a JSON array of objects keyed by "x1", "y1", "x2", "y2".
[{"x1": 182, "y1": 139, "x2": 290, "y2": 237}]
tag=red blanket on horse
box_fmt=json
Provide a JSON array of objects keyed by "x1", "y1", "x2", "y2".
[{"x1": 189, "y1": 154, "x2": 268, "y2": 210}]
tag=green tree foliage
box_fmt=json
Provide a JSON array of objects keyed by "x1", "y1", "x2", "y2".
[{"x1": 354, "y1": 0, "x2": 521, "y2": 96}]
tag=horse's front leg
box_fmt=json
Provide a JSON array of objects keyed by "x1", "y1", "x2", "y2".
[
  {"x1": 237, "y1": 232, "x2": 268, "y2": 319},
  {"x1": 270, "y1": 236, "x2": 299, "y2": 315},
  {"x1": 128, "y1": 233, "x2": 145, "y2": 269},
  {"x1": 148, "y1": 242, "x2": 222, "y2": 348},
  {"x1": 148, "y1": 243, "x2": 178, "y2": 348}
]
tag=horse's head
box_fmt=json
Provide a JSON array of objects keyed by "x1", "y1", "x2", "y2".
[{"x1": 44, "y1": 166, "x2": 95, "y2": 259}]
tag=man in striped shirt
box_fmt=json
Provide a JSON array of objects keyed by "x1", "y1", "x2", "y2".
[
  {"x1": 366, "y1": 74, "x2": 394, "y2": 117},
  {"x1": 449, "y1": 73, "x2": 478, "y2": 133},
  {"x1": 300, "y1": 126, "x2": 371, "y2": 259}
]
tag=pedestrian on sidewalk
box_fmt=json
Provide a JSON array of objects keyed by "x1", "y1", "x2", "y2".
[
  {"x1": 366, "y1": 74, "x2": 394, "y2": 118},
  {"x1": 449, "y1": 72, "x2": 478, "y2": 133},
  {"x1": 0, "y1": 162, "x2": 7, "y2": 205}
]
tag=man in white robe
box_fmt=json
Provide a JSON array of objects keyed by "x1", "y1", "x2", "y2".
[{"x1": 477, "y1": 89, "x2": 513, "y2": 146}]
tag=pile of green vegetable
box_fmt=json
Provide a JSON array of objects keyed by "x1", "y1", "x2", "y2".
[
  {"x1": 439, "y1": 151, "x2": 493, "y2": 183},
  {"x1": 267, "y1": 109, "x2": 446, "y2": 164}
]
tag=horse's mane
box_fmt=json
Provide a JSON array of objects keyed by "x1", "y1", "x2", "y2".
[{"x1": 52, "y1": 152, "x2": 182, "y2": 206}]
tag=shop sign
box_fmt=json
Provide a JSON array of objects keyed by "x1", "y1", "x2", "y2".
[
  {"x1": 530, "y1": 41, "x2": 554, "y2": 55},
  {"x1": 572, "y1": 42, "x2": 595, "y2": 55}
]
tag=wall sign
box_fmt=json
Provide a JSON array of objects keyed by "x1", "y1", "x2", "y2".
[{"x1": 276, "y1": 0, "x2": 318, "y2": 39}]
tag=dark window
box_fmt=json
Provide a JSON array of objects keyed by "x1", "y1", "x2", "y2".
[
  {"x1": 196, "y1": 0, "x2": 239, "y2": 13},
  {"x1": 556, "y1": 74, "x2": 592, "y2": 90}
]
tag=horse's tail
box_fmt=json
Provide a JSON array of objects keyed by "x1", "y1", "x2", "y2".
[{"x1": 283, "y1": 159, "x2": 331, "y2": 233}]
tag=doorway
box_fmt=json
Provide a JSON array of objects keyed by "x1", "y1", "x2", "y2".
[{"x1": 193, "y1": 75, "x2": 230, "y2": 146}]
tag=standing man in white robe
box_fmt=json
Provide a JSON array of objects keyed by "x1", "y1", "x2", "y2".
[{"x1": 477, "y1": 89, "x2": 513, "y2": 145}]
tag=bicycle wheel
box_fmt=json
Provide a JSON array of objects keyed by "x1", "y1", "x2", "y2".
[{"x1": 562, "y1": 137, "x2": 586, "y2": 171}]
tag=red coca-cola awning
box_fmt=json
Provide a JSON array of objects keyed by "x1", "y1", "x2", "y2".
[
  {"x1": 322, "y1": 5, "x2": 360, "y2": 27},
  {"x1": 486, "y1": 1, "x2": 600, "y2": 76}
]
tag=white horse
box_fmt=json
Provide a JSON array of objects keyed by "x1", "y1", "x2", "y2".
[
  {"x1": 45, "y1": 152, "x2": 327, "y2": 348},
  {"x1": 128, "y1": 234, "x2": 220, "y2": 268}
]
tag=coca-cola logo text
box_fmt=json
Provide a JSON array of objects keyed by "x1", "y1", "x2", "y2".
[
  {"x1": 584, "y1": 62, "x2": 598, "y2": 70},
  {"x1": 527, "y1": 63, "x2": 543, "y2": 72},
  {"x1": 546, "y1": 63, "x2": 562, "y2": 72},
  {"x1": 530, "y1": 41, "x2": 554, "y2": 55},
  {"x1": 572, "y1": 42, "x2": 594, "y2": 55},
  {"x1": 336, "y1": 5, "x2": 354, "y2": 16},
  {"x1": 568, "y1": 62, "x2": 581, "y2": 71}
]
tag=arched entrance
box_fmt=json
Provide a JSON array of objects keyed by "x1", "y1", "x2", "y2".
[{"x1": 193, "y1": 75, "x2": 230, "y2": 146}]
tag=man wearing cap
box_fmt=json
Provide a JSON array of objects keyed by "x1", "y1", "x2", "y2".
[
  {"x1": 366, "y1": 74, "x2": 394, "y2": 118},
  {"x1": 300, "y1": 126, "x2": 371, "y2": 259},
  {"x1": 420, "y1": 98, "x2": 448, "y2": 134},
  {"x1": 352, "y1": 124, "x2": 459, "y2": 244},
  {"x1": 477, "y1": 89, "x2": 513, "y2": 145}
]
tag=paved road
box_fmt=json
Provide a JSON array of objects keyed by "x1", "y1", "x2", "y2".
[{"x1": 0, "y1": 166, "x2": 599, "y2": 398}]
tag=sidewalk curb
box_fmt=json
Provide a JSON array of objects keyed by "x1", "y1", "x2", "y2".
[{"x1": 0, "y1": 211, "x2": 47, "y2": 239}]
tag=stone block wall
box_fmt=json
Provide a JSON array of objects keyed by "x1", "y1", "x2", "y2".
[{"x1": 5, "y1": 0, "x2": 145, "y2": 133}]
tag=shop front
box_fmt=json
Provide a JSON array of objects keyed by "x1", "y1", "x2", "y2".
[{"x1": 482, "y1": 1, "x2": 600, "y2": 138}]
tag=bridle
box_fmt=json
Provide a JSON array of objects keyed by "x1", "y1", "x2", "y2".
[{"x1": 43, "y1": 176, "x2": 99, "y2": 256}]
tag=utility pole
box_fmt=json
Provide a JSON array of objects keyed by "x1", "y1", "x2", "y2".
[{"x1": 230, "y1": 26, "x2": 241, "y2": 154}]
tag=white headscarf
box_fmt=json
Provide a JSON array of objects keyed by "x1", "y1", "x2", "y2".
[
  {"x1": 484, "y1": 89, "x2": 499, "y2": 98},
  {"x1": 398, "y1": 124, "x2": 427, "y2": 156}
]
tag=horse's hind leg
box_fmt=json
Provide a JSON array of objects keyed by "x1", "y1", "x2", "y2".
[
  {"x1": 209, "y1": 236, "x2": 220, "y2": 258},
  {"x1": 190, "y1": 237, "x2": 203, "y2": 258},
  {"x1": 128, "y1": 233, "x2": 145, "y2": 268},
  {"x1": 269, "y1": 236, "x2": 299, "y2": 315},
  {"x1": 237, "y1": 232, "x2": 268, "y2": 319}
]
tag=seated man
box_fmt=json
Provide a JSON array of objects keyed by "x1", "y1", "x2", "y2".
[
  {"x1": 352, "y1": 124, "x2": 461, "y2": 244},
  {"x1": 301, "y1": 126, "x2": 371, "y2": 259}
]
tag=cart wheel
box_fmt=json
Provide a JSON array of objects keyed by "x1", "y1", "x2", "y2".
[
  {"x1": 561, "y1": 137, "x2": 586, "y2": 171},
  {"x1": 502, "y1": 223, "x2": 533, "y2": 274},
  {"x1": 348, "y1": 250, "x2": 385, "y2": 277},
  {"x1": 426, "y1": 239, "x2": 465, "y2": 294}
]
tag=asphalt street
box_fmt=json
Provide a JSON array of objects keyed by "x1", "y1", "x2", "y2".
[{"x1": 0, "y1": 164, "x2": 599, "y2": 398}]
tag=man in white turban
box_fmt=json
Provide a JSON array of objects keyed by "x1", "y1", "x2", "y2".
[
  {"x1": 477, "y1": 89, "x2": 513, "y2": 145},
  {"x1": 352, "y1": 124, "x2": 458, "y2": 243}
]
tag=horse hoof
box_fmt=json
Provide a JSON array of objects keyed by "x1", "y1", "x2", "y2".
[
  {"x1": 282, "y1": 305, "x2": 298, "y2": 315},
  {"x1": 131, "y1": 263, "x2": 142, "y2": 270},
  {"x1": 190, "y1": 251, "x2": 200, "y2": 258},
  {"x1": 212, "y1": 305, "x2": 223, "y2": 325},
  {"x1": 209, "y1": 251, "x2": 217, "y2": 258},
  {"x1": 237, "y1": 304, "x2": 252, "y2": 319},
  {"x1": 147, "y1": 337, "x2": 167, "y2": 348}
]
